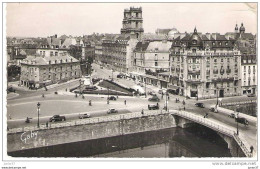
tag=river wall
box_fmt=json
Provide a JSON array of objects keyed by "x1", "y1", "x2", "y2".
[{"x1": 7, "y1": 112, "x2": 176, "y2": 153}]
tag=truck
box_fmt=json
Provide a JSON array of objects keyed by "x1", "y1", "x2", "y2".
[
  {"x1": 49, "y1": 115, "x2": 66, "y2": 122},
  {"x1": 235, "y1": 117, "x2": 249, "y2": 126}
]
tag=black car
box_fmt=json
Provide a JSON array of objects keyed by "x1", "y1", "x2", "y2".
[
  {"x1": 117, "y1": 74, "x2": 123, "y2": 78},
  {"x1": 148, "y1": 104, "x2": 159, "y2": 110},
  {"x1": 195, "y1": 103, "x2": 205, "y2": 108},
  {"x1": 235, "y1": 117, "x2": 249, "y2": 126},
  {"x1": 49, "y1": 115, "x2": 66, "y2": 122},
  {"x1": 7, "y1": 87, "x2": 16, "y2": 93},
  {"x1": 108, "y1": 96, "x2": 117, "y2": 100},
  {"x1": 247, "y1": 93, "x2": 256, "y2": 97},
  {"x1": 148, "y1": 96, "x2": 160, "y2": 102}
]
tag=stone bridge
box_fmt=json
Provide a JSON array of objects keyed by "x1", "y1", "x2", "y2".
[{"x1": 170, "y1": 110, "x2": 255, "y2": 158}]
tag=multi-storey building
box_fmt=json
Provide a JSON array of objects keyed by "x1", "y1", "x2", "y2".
[
  {"x1": 20, "y1": 54, "x2": 81, "y2": 89},
  {"x1": 241, "y1": 55, "x2": 257, "y2": 95},
  {"x1": 94, "y1": 41, "x2": 103, "y2": 64},
  {"x1": 132, "y1": 40, "x2": 172, "y2": 87},
  {"x1": 170, "y1": 28, "x2": 241, "y2": 99},
  {"x1": 121, "y1": 7, "x2": 144, "y2": 39}
]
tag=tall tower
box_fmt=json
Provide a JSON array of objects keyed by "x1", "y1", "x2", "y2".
[{"x1": 121, "y1": 7, "x2": 144, "y2": 39}]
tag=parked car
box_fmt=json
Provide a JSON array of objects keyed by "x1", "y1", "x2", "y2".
[
  {"x1": 117, "y1": 74, "x2": 123, "y2": 78},
  {"x1": 148, "y1": 95, "x2": 160, "y2": 102},
  {"x1": 79, "y1": 113, "x2": 90, "y2": 119},
  {"x1": 209, "y1": 107, "x2": 218, "y2": 113},
  {"x1": 108, "y1": 96, "x2": 117, "y2": 100},
  {"x1": 49, "y1": 115, "x2": 66, "y2": 122},
  {"x1": 235, "y1": 117, "x2": 249, "y2": 126},
  {"x1": 148, "y1": 91, "x2": 156, "y2": 96},
  {"x1": 107, "y1": 108, "x2": 118, "y2": 114},
  {"x1": 84, "y1": 86, "x2": 98, "y2": 91},
  {"x1": 228, "y1": 113, "x2": 236, "y2": 118},
  {"x1": 7, "y1": 87, "x2": 16, "y2": 93},
  {"x1": 247, "y1": 93, "x2": 256, "y2": 97},
  {"x1": 148, "y1": 104, "x2": 159, "y2": 110},
  {"x1": 195, "y1": 103, "x2": 205, "y2": 108}
]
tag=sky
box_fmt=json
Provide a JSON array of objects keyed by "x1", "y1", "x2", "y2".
[{"x1": 6, "y1": 3, "x2": 257, "y2": 37}]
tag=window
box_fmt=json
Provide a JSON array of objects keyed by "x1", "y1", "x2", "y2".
[
  {"x1": 155, "y1": 62, "x2": 158, "y2": 66},
  {"x1": 50, "y1": 51, "x2": 53, "y2": 56},
  {"x1": 40, "y1": 51, "x2": 42, "y2": 55},
  {"x1": 227, "y1": 58, "x2": 230, "y2": 62},
  {"x1": 55, "y1": 52, "x2": 58, "y2": 56},
  {"x1": 214, "y1": 59, "x2": 217, "y2": 63},
  {"x1": 221, "y1": 58, "x2": 223, "y2": 62},
  {"x1": 43, "y1": 51, "x2": 45, "y2": 56}
]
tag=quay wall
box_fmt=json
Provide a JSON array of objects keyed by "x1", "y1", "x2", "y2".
[{"x1": 7, "y1": 112, "x2": 176, "y2": 152}]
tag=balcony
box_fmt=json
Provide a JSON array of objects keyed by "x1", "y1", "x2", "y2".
[
  {"x1": 186, "y1": 79, "x2": 202, "y2": 83},
  {"x1": 188, "y1": 69, "x2": 201, "y2": 74}
]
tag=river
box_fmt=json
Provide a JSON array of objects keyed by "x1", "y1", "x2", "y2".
[{"x1": 8, "y1": 125, "x2": 232, "y2": 158}]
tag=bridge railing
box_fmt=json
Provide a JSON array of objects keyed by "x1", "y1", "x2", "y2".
[
  {"x1": 233, "y1": 133, "x2": 253, "y2": 157},
  {"x1": 7, "y1": 110, "x2": 169, "y2": 134},
  {"x1": 171, "y1": 110, "x2": 234, "y2": 136},
  {"x1": 171, "y1": 110, "x2": 254, "y2": 158}
]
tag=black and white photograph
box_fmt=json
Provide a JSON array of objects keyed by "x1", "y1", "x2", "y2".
[{"x1": 1, "y1": 1, "x2": 258, "y2": 169}]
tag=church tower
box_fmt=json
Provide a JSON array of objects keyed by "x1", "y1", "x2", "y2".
[
  {"x1": 235, "y1": 23, "x2": 239, "y2": 33},
  {"x1": 121, "y1": 7, "x2": 144, "y2": 39},
  {"x1": 239, "y1": 23, "x2": 245, "y2": 34}
]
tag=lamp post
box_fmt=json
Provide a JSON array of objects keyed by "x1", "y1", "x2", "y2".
[
  {"x1": 145, "y1": 78, "x2": 147, "y2": 98},
  {"x1": 216, "y1": 87, "x2": 219, "y2": 106},
  {"x1": 37, "y1": 102, "x2": 41, "y2": 128},
  {"x1": 236, "y1": 105, "x2": 240, "y2": 135}
]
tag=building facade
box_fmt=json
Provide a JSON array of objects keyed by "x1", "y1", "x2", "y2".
[
  {"x1": 241, "y1": 55, "x2": 257, "y2": 95},
  {"x1": 20, "y1": 54, "x2": 81, "y2": 89},
  {"x1": 170, "y1": 28, "x2": 242, "y2": 99}
]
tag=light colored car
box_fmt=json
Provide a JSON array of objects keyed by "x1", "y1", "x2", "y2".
[
  {"x1": 107, "y1": 108, "x2": 118, "y2": 114},
  {"x1": 79, "y1": 113, "x2": 90, "y2": 119}
]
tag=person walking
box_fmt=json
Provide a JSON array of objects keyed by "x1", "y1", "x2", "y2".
[
  {"x1": 124, "y1": 100, "x2": 126, "y2": 105},
  {"x1": 141, "y1": 109, "x2": 144, "y2": 115}
]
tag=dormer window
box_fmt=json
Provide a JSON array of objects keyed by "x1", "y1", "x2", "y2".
[
  {"x1": 212, "y1": 42, "x2": 215, "y2": 46},
  {"x1": 192, "y1": 40, "x2": 197, "y2": 44},
  {"x1": 225, "y1": 42, "x2": 228, "y2": 46}
]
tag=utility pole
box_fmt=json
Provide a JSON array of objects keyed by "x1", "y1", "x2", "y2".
[{"x1": 145, "y1": 78, "x2": 147, "y2": 98}]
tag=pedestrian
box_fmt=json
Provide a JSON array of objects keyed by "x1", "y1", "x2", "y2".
[
  {"x1": 66, "y1": 88, "x2": 67, "y2": 92},
  {"x1": 168, "y1": 95, "x2": 170, "y2": 100},
  {"x1": 46, "y1": 122, "x2": 48, "y2": 128},
  {"x1": 124, "y1": 100, "x2": 126, "y2": 105},
  {"x1": 75, "y1": 94, "x2": 78, "y2": 98},
  {"x1": 107, "y1": 100, "x2": 109, "y2": 104},
  {"x1": 184, "y1": 106, "x2": 185, "y2": 111},
  {"x1": 183, "y1": 100, "x2": 185, "y2": 105},
  {"x1": 157, "y1": 102, "x2": 159, "y2": 108},
  {"x1": 141, "y1": 109, "x2": 144, "y2": 115},
  {"x1": 42, "y1": 94, "x2": 45, "y2": 98},
  {"x1": 9, "y1": 114, "x2": 11, "y2": 120},
  {"x1": 250, "y1": 146, "x2": 254, "y2": 153},
  {"x1": 89, "y1": 100, "x2": 92, "y2": 106}
]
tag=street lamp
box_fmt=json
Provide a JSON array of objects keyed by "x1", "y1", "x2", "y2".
[
  {"x1": 37, "y1": 102, "x2": 41, "y2": 128},
  {"x1": 236, "y1": 105, "x2": 240, "y2": 135},
  {"x1": 145, "y1": 78, "x2": 147, "y2": 98},
  {"x1": 216, "y1": 87, "x2": 219, "y2": 106}
]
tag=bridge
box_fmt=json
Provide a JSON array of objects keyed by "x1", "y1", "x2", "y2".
[{"x1": 170, "y1": 109, "x2": 255, "y2": 158}]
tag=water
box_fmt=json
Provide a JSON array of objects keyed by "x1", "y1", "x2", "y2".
[{"x1": 8, "y1": 125, "x2": 232, "y2": 158}]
